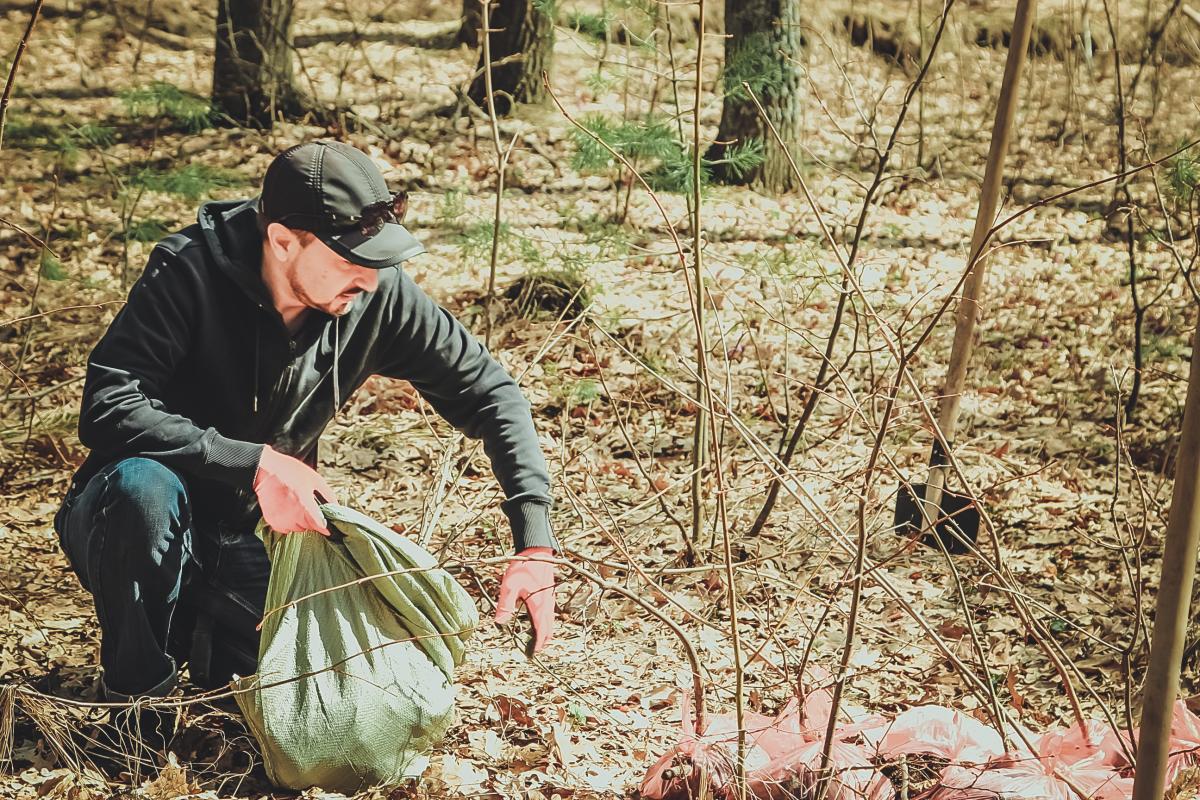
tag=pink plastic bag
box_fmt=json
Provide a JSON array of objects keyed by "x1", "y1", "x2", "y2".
[
  {"x1": 747, "y1": 739, "x2": 894, "y2": 800},
  {"x1": 931, "y1": 752, "x2": 1132, "y2": 800},
  {"x1": 1038, "y1": 719, "x2": 1129, "y2": 769},
  {"x1": 640, "y1": 691, "x2": 805, "y2": 800},
  {"x1": 875, "y1": 706, "x2": 1005, "y2": 765},
  {"x1": 1163, "y1": 699, "x2": 1200, "y2": 785},
  {"x1": 640, "y1": 680, "x2": 891, "y2": 800}
]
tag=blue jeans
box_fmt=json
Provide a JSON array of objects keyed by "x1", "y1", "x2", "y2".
[{"x1": 54, "y1": 457, "x2": 269, "y2": 698}]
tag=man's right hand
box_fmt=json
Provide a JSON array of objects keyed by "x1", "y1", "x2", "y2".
[{"x1": 253, "y1": 446, "x2": 337, "y2": 535}]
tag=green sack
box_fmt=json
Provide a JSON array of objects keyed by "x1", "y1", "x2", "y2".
[{"x1": 234, "y1": 504, "x2": 479, "y2": 793}]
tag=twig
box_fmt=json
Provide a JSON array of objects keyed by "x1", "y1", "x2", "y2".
[
  {"x1": 0, "y1": 302, "x2": 124, "y2": 329},
  {"x1": 0, "y1": 374, "x2": 82, "y2": 404},
  {"x1": 4, "y1": 174, "x2": 60, "y2": 405},
  {"x1": 0, "y1": 216, "x2": 56, "y2": 255},
  {"x1": 1100, "y1": 0, "x2": 1144, "y2": 422},
  {"x1": 688, "y1": 3, "x2": 710, "y2": 566},
  {"x1": 478, "y1": 0, "x2": 517, "y2": 348},
  {"x1": 0, "y1": 0, "x2": 46, "y2": 155}
]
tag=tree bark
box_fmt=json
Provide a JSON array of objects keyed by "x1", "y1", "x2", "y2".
[
  {"x1": 212, "y1": 0, "x2": 305, "y2": 127},
  {"x1": 707, "y1": 0, "x2": 802, "y2": 194},
  {"x1": 458, "y1": 0, "x2": 483, "y2": 48},
  {"x1": 466, "y1": 0, "x2": 554, "y2": 116}
]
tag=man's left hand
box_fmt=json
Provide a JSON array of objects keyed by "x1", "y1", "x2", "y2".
[{"x1": 495, "y1": 546, "x2": 556, "y2": 654}]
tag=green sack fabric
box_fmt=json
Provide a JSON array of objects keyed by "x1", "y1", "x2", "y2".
[{"x1": 234, "y1": 504, "x2": 479, "y2": 793}]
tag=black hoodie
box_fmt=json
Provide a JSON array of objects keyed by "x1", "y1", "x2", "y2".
[{"x1": 68, "y1": 198, "x2": 556, "y2": 554}]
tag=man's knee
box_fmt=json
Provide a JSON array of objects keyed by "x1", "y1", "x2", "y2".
[{"x1": 100, "y1": 457, "x2": 190, "y2": 562}]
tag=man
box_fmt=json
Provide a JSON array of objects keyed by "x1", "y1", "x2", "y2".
[{"x1": 53, "y1": 140, "x2": 558, "y2": 720}]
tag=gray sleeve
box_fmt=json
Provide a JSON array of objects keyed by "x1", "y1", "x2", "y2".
[{"x1": 375, "y1": 269, "x2": 558, "y2": 553}]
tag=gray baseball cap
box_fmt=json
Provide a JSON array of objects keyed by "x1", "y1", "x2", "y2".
[{"x1": 259, "y1": 140, "x2": 425, "y2": 269}]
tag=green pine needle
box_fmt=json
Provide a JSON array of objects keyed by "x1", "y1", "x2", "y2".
[
  {"x1": 129, "y1": 164, "x2": 243, "y2": 200},
  {"x1": 711, "y1": 138, "x2": 766, "y2": 180},
  {"x1": 120, "y1": 82, "x2": 213, "y2": 133},
  {"x1": 39, "y1": 251, "x2": 67, "y2": 281},
  {"x1": 1167, "y1": 153, "x2": 1199, "y2": 201},
  {"x1": 126, "y1": 217, "x2": 171, "y2": 242},
  {"x1": 567, "y1": 11, "x2": 610, "y2": 40}
]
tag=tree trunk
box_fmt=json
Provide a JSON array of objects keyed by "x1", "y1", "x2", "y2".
[
  {"x1": 212, "y1": 0, "x2": 305, "y2": 128},
  {"x1": 458, "y1": 0, "x2": 483, "y2": 48},
  {"x1": 707, "y1": 0, "x2": 802, "y2": 194},
  {"x1": 466, "y1": 0, "x2": 554, "y2": 116}
]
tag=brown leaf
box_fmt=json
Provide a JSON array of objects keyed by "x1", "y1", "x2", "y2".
[
  {"x1": 494, "y1": 695, "x2": 534, "y2": 727},
  {"x1": 939, "y1": 621, "x2": 968, "y2": 640},
  {"x1": 140, "y1": 754, "x2": 196, "y2": 799},
  {"x1": 703, "y1": 570, "x2": 722, "y2": 593},
  {"x1": 1005, "y1": 666, "x2": 1025, "y2": 711}
]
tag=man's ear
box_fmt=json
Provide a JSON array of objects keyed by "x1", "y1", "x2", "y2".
[{"x1": 265, "y1": 222, "x2": 302, "y2": 262}]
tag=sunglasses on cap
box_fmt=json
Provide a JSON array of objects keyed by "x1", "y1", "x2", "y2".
[{"x1": 277, "y1": 190, "x2": 409, "y2": 238}]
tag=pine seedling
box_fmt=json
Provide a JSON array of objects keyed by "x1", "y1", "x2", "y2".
[
  {"x1": 568, "y1": 10, "x2": 611, "y2": 40},
  {"x1": 121, "y1": 82, "x2": 213, "y2": 133},
  {"x1": 72, "y1": 123, "x2": 117, "y2": 148},
  {"x1": 645, "y1": 141, "x2": 704, "y2": 194},
  {"x1": 573, "y1": 110, "x2": 764, "y2": 195},
  {"x1": 572, "y1": 114, "x2": 689, "y2": 189},
  {"x1": 457, "y1": 220, "x2": 512, "y2": 262},
  {"x1": 584, "y1": 70, "x2": 620, "y2": 96},
  {"x1": 38, "y1": 122, "x2": 117, "y2": 166},
  {"x1": 3, "y1": 115, "x2": 55, "y2": 145},
  {"x1": 1167, "y1": 150, "x2": 1198, "y2": 202},
  {"x1": 707, "y1": 139, "x2": 765, "y2": 180},
  {"x1": 129, "y1": 164, "x2": 243, "y2": 200},
  {"x1": 125, "y1": 217, "x2": 171, "y2": 242},
  {"x1": 436, "y1": 188, "x2": 466, "y2": 227},
  {"x1": 570, "y1": 378, "x2": 601, "y2": 406}
]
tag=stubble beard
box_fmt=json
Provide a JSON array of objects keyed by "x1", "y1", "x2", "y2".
[{"x1": 287, "y1": 266, "x2": 353, "y2": 317}]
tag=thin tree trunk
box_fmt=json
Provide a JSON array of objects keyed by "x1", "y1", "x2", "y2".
[
  {"x1": 212, "y1": 0, "x2": 304, "y2": 127},
  {"x1": 467, "y1": 0, "x2": 554, "y2": 116},
  {"x1": 1131, "y1": 309, "x2": 1200, "y2": 800},
  {"x1": 708, "y1": 0, "x2": 802, "y2": 194}
]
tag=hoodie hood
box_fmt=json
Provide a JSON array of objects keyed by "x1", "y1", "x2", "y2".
[
  {"x1": 198, "y1": 197, "x2": 290, "y2": 420},
  {"x1": 198, "y1": 198, "x2": 276, "y2": 311}
]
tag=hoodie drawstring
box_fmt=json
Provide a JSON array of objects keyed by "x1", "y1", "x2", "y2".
[
  {"x1": 332, "y1": 316, "x2": 340, "y2": 423},
  {"x1": 250, "y1": 312, "x2": 340, "y2": 420},
  {"x1": 253, "y1": 318, "x2": 261, "y2": 414}
]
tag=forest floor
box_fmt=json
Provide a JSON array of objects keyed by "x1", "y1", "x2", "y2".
[{"x1": 2, "y1": 0, "x2": 1200, "y2": 798}]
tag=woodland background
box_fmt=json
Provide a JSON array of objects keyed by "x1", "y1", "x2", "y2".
[{"x1": 2, "y1": 0, "x2": 1200, "y2": 797}]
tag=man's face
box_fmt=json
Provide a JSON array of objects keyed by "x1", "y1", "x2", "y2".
[{"x1": 271, "y1": 226, "x2": 380, "y2": 316}]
